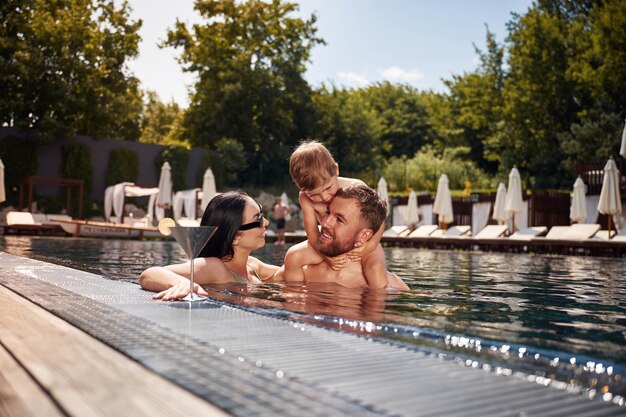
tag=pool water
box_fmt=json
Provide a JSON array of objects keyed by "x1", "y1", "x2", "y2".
[{"x1": 2, "y1": 235, "x2": 625, "y2": 401}]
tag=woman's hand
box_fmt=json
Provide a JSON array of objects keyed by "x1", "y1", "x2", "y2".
[{"x1": 153, "y1": 281, "x2": 208, "y2": 301}]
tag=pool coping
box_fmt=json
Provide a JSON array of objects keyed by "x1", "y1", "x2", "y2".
[{"x1": 1, "y1": 251, "x2": 624, "y2": 417}]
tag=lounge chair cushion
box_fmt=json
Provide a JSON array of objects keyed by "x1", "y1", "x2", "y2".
[
  {"x1": 408, "y1": 225, "x2": 438, "y2": 238},
  {"x1": 509, "y1": 226, "x2": 547, "y2": 241},
  {"x1": 473, "y1": 225, "x2": 508, "y2": 239}
]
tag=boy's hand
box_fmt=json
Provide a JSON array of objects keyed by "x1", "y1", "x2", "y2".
[
  {"x1": 345, "y1": 245, "x2": 364, "y2": 262},
  {"x1": 325, "y1": 254, "x2": 348, "y2": 271}
]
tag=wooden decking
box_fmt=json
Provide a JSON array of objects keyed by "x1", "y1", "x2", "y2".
[{"x1": 0, "y1": 285, "x2": 229, "y2": 417}]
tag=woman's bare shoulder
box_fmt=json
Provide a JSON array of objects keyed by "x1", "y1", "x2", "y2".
[{"x1": 195, "y1": 257, "x2": 231, "y2": 283}]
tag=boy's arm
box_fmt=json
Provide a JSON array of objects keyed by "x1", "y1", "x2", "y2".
[
  {"x1": 361, "y1": 244, "x2": 388, "y2": 289},
  {"x1": 347, "y1": 223, "x2": 385, "y2": 261},
  {"x1": 299, "y1": 192, "x2": 321, "y2": 246}
]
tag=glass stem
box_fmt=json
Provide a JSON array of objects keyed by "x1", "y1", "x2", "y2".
[{"x1": 189, "y1": 258, "x2": 194, "y2": 296}]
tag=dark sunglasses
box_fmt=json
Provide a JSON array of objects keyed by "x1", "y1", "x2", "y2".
[{"x1": 239, "y1": 210, "x2": 265, "y2": 231}]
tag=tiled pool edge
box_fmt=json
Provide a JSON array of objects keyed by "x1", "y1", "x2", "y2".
[{"x1": 1, "y1": 252, "x2": 623, "y2": 417}]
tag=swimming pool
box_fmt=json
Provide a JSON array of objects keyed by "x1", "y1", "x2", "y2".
[{"x1": 1, "y1": 235, "x2": 625, "y2": 402}]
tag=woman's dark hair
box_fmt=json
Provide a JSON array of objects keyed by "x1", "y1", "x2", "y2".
[{"x1": 199, "y1": 191, "x2": 249, "y2": 260}]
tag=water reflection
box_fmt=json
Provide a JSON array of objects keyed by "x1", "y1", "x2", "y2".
[{"x1": 2, "y1": 236, "x2": 626, "y2": 399}]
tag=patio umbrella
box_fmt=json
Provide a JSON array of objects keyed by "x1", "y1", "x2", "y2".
[
  {"x1": 377, "y1": 177, "x2": 389, "y2": 217},
  {"x1": 492, "y1": 182, "x2": 508, "y2": 224},
  {"x1": 406, "y1": 190, "x2": 419, "y2": 227},
  {"x1": 569, "y1": 176, "x2": 587, "y2": 224},
  {"x1": 433, "y1": 174, "x2": 453, "y2": 229},
  {"x1": 0, "y1": 158, "x2": 5, "y2": 204},
  {"x1": 504, "y1": 167, "x2": 523, "y2": 232},
  {"x1": 619, "y1": 121, "x2": 626, "y2": 158},
  {"x1": 156, "y1": 162, "x2": 173, "y2": 221},
  {"x1": 597, "y1": 157, "x2": 622, "y2": 235},
  {"x1": 281, "y1": 191, "x2": 291, "y2": 221},
  {"x1": 200, "y1": 168, "x2": 216, "y2": 212}
]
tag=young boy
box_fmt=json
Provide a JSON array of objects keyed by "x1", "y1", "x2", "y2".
[{"x1": 284, "y1": 140, "x2": 396, "y2": 289}]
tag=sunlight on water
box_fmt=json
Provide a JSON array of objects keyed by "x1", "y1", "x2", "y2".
[{"x1": 2, "y1": 236, "x2": 625, "y2": 402}]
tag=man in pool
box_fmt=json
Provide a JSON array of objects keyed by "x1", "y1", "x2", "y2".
[{"x1": 283, "y1": 184, "x2": 408, "y2": 290}]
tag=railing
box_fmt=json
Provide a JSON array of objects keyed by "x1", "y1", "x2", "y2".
[
  {"x1": 576, "y1": 159, "x2": 626, "y2": 196},
  {"x1": 528, "y1": 190, "x2": 570, "y2": 228}
]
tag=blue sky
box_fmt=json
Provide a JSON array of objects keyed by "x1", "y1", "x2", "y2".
[{"x1": 126, "y1": 0, "x2": 533, "y2": 106}]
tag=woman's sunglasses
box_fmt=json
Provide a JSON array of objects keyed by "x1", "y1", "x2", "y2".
[{"x1": 239, "y1": 210, "x2": 265, "y2": 231}]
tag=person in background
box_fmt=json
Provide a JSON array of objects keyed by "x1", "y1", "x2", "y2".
[{"x1": 272, "y1": 196, "x2": 290, "y2": 245}]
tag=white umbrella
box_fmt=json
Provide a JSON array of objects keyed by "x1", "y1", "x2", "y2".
[
  {"x1": 156, "y1": 162, "x2": 173, "y2": 221},
  {"x1": 200, "y1": 168, "x2": 216, "y2": 212},
  {"x1": 433, "y1": 174, "x2": 453, "y2": 228},
  {"x1": 619, "y1": 121, "x2": 626, "y2": 158},
  {"x1": 0, "y1": 158, "x2": 5, "y2": 204},
  {"x1": 492, "y1": 182, "x2": 508, "y2": 224},
  {"x1": 505, "y1": 167, "x2": 523, "y2": 232},
  {"x1": 569, "y1": 176, "x2": 587, "y2": 224},
  {"x1": 597, "y1": 157, "x2": 622, "y2": 235},
  {"x1": 377, "y1": 177, "x2": 389, "y2": 217},
  {"x1": 406, "y1": 190, "x2": 419, "y2": 226}
]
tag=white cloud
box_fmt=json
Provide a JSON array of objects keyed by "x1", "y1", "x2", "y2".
[
  {"x1": 380, "y1": 66, "x2": 424, "y2": 85},
  {"x1": 337, "y1": 71, "x2": 370, "y2": 88}
]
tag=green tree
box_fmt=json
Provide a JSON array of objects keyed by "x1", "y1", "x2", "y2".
[
  {"x1": 0, "y1": 0, "x2": 143, "y2": 141},
  {"x1": 444, "y1": 29, "x2": 505, "y2": 174},
  {"x1": 165, "y1": 0, "x2": 323, "y2": 186},
  {"x1": 139, "y1": 91, "x2": 183, "y2": 145},
  {"x1": 311, "y1": 85, "x2": 384, "y2": 184},
  {"x1": 205, "y1": 138, "x2": 248, "y2": 187},
  {"x1": 502, "y1": 5, "x2": 579, "y2": 187},
  {"x1": 358, "y1": 82, "x2": 434, "y2": 159},
  {"x1": 106, "y1": 148, "x2": 138, "y2": 186}
]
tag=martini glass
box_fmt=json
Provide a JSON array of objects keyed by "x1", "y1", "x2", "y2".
[{"x1": 169, "y1": 226, "x2": 218, "y2": 302}]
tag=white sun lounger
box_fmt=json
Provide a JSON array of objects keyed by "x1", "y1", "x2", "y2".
[
  {"x1": 543, "y1": 226, "x2": 571, "y2": 239},
  {"x1": 509, "y1": 226, "x2": 547, "y2": 241},
  {"x1": 473, "y1": 225, "x2": 508, "y2": 240},
  {"x1": 408, "y1": 224, "x2": 438, "y2": 238},
  {"x1": 559, "y1": 224, "x2": 601, "y2": 241},
  {"x1": 6, "y1": 211, "x2": 40, "y2": 226},
  {"x1": 383, "y1": 225, "x2": 410, "y2": 237},
  {"x1": 430, "y1": 225, "x2": 471, "y2": 238}
]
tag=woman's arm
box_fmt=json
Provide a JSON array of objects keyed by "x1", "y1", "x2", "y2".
[
  {"x1": 248, "y1": 256, "x2": 284, "y2": 283},
  {"x1": 139, "y1": 258, "x2": 230, "y2": 300}
]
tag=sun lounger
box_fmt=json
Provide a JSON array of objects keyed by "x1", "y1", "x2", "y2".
[
  {"x1": 6, "y1": 211, "x2": 40, "y2": 226},
  {"x1": 560, "y1": 224, "x2": 601, "y2": 241},
  {"x1": 430, "y1": 225, "x2": 471, "y2": 238},
  {"x1": 590, "y1": 230, "x2": 616, "y2": 240},
  {"x1": 473, "y1": 225, "x2": 508, "y2": 240},
  {"x1": 176, "y1": 217, "x2": 200, "y2": 227},
  {"x1": 509, "y1": 226, "x2": 547, "y2": 241},
  {"x1": 383, "y1": 225, "x2": 410, "y2": 237},
  {"x1": 408, "y1": 224, "x2": 438, "y2": 238},
  {"x1": 543, "y1": 226, "x2": 570, "y2": 239}
]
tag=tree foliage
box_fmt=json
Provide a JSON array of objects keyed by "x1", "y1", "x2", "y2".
[
  {"x1": 165, "y1": 0, "x2": 323, "y2": 186},
  {"x1": 139, "y1": 91, "x2": 183, "y2": 146},
  {"x1": 105, "y1": 148, "x2": 138, "y2": 186},
  {"x1": 0, "y1": 0, "x2": 143, "y2": 141}
]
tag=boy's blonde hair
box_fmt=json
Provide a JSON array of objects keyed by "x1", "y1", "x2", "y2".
[{"x1": 289, "y1": 140, "x2": 337, "y2": 191}]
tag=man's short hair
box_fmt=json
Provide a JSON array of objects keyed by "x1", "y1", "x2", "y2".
[
  {"x1": 335, "y1": 185, "x2": 387, "y2": 231},
  {"x1": 289, "y1": 140, "x2": 337, "y2": 191}
]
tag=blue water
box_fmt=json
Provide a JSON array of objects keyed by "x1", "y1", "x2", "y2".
[{"x1": 1, "y1": 235, "x2": 625, "y2": 402}]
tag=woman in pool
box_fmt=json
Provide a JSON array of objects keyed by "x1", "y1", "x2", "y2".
[{"x1": 139, "y1": 191, "x2": 281, "y2": 300}]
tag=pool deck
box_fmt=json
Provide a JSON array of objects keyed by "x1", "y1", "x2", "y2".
[{"x1": 1, "y1": 251, "x2": 625, "y2": 417}]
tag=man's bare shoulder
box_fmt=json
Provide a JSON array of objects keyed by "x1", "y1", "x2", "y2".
[{"x1": 337, "y1": 176, "x2": 366, "y2": 187}]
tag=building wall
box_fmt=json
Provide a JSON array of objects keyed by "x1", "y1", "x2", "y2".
[{"x1": 0, "y1": 128, "x2": 206, "y2": 201}]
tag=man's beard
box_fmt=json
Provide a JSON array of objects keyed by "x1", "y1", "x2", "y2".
[{"x1": 317, "y1": 229, "x2": 356, "y2": 258}]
